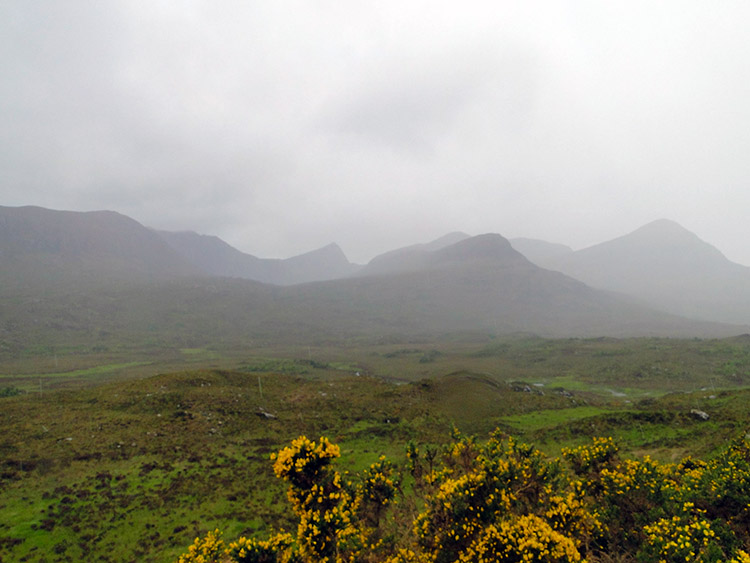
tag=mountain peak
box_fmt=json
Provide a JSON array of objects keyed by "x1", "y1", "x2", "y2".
[
  {"x1": 358, "y1": 233, "x2": 528, "y2": 278},
  {"x1": 296, "y1": 242, "x2": 347, "y2": 260},
  {"x1": 284, "y1": 242, "x2": 349, "y2": 266},
  {"x1": 435, "y1": 233, "x2": 521, "y2": 263},
  {"x1": 617, "y1": 219, "x2": 728, "y2": 263},
  {"x1": 543, "y1": 218, "x2": 750, "y2": 325},
  {"x1": 641, "y1": 218, "x2": 684, "y2": 229},
  {"x1": 631, "y1": 218, "x2": 697, "y2": 240}
]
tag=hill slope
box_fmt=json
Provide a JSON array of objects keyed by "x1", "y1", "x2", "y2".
[
  {"x1": 0, "y1": 206, "x2": 201, "y2": 294},
  {"x1": 158, "y1": 230, "x2": 361, "y2": 285},
  {"x1": 3, "y1": 232, "x2": 742, "y2": 360},
  {"x1": 1, "y1": 210, "x2": 745, "y2": 357},
  {"x1": 279, "y1": 233, "x2": 743, "y2": 339},
  {"x1": 537, "y1": 219, "x2": 750, "y2": 325},
  {"x1": 355, "y1": 231, "x2": 472, "y2": 277},
  {"x1": 510, "y1": 237, "x2": 573, "y2": 265}
]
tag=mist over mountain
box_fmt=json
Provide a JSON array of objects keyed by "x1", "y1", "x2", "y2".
[
  {"x1": 528, "y1": 219, "x2": 750, "y2": 325},
  {"x1": 356, "y1": 231, "x2": 472, "y2": 277},
  {"x1": 272, "y1": 243, "x2": 362, "y2": 284},
  {"x1": 0, "y1": 205, "x2": 363, "y2": 293},
  {"x1": 0, "y1": 206, "x2": 201, "y2": 294},
  {"x1": 9, "y1": 230, "x2": 729, "y2": 352},
  {"x1": 158, "y1": 230, "x2": 361, "y2": 285},
  {"x1": 509, "y1": 237, "x2": 573, "y2": 265},
  {"x1": 1, "y1": 206, "x2": 747, "y2": 353},
  {"x1": 155, "y1": 230, "x2": 266, "y2": 278},
  {"x1": 334, "y1": 232, "x2": 740, "y2": 338}
]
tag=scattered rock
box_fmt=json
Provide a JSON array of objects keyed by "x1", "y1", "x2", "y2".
[{"x1": 256, "y1": 408, "x2": 277, "y2": 420}]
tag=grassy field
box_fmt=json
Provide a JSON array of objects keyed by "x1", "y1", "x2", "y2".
[{"x1": 2, "y1": 335, "x2": 750, "y2": 561}]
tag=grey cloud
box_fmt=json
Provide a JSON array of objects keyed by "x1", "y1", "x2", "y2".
[
  {"x1": 318, "y1": 44, "x2": 540, "y2": 156},
  {"x1": 2, "y1": 1, "x2": 750, "y2": 266}
]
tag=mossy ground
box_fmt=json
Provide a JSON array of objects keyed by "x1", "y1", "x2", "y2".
[{"x1": 2, "y1": 336, "x2": 750, "y2": 561}]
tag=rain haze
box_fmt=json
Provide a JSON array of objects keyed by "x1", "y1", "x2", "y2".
[{"x1": 2, "y1": 1, "x2": 750, "y2": 265}]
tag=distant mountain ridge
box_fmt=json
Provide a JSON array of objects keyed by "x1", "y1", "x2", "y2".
[
  {"x1": 157, "y1": 230, "x2": 361, "y2": 285},
  {"x1": 356, "y1": 231, "x2": 473, "y2": 277},
  {"x1": 184, "y1": 232, "x2": 746, "y2": 340},
  {"x1": 0, "y1": 205, "x2": 201, "y2": 294},
  {"x1": 521, "y1": 219, "x2": 750, "y2": 325},
  {"x1": 509, "y1": 237, "x2": 573, "y2": 265},
  {"x1": 1, "y1": 205, "x2": 747, "y2": 345}
]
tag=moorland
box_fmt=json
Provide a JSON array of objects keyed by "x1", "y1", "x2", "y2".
[
  {"x1": 2, "y1": 205, "x2": 750, "y2": 562},
  {"x1": 3, "y1": 336, "x2": 750, "y2": 562}
]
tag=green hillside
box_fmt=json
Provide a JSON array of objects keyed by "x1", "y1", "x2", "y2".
[{"x1": 3, "y1": 335, "x2": 750, "y2": 561}]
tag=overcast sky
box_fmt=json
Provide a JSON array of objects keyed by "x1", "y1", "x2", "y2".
[{"x1": 3, "y1": 1, "x2": 750, "y2": 265}]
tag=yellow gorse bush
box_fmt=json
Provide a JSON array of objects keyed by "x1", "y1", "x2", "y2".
[
  {"x1": 177, "y1": 529, "x2": 225, "y2": 563},
  {"x1": 411, "y1": 431, "x2": 594, "y2": 563},
  {"x1": 226, "y1": 532, "x2": 297, "y2": 563},
  {"x1": 176, "y1": 433, "x2": 750, "y2": 563},
  {"x1": 271, "y1": 436, "x2": 340, "y2": 487},
  {"x1": 457, "y1": 514, "x2": 582, "y2": 563},
  {"x1": 642, "y1": 514, "x2": 720, "y2": 563},
  {"x1": 561, "y1": 437, "x2": 618, "y2": 475}
]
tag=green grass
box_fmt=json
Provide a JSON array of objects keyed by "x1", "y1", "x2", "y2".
[
  {"x1": 179, "y1": 348, "x2": 214, "y2": 356},
  {"x1": 3, "y1": 336, "x2": 750, "y2": 561},
  {"x1": 529, "y1": 374, "x2": 660, "y2": 401},
  {"x1": 11, "y1": 361, "x2": 149, "y2": 380},
  {"x1": 499, "y1": 405, "x2": 612, "y2": 433}
]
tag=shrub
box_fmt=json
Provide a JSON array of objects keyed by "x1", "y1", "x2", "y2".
[
  {"x1": 178, "y1": 529, "x2": 225, "y2": 563},
  {"x1": 176, "y1": 431, "x2": 750, "y2": 563}
]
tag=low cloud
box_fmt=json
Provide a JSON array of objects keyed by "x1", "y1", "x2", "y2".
[{"x1": 2, "y1": 1, "x2": 750, "y2": 265}]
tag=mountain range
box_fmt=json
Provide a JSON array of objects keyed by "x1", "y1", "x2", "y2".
[
  {"x1": 0, "y1": 205, "x2": 747, "y2": 354},
  {"x1": 513, "y1": 219, "x2": 750, "y2": 326},
  {"x1": 157, "y1": 229, "x2": 361, "y2": 286}
]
